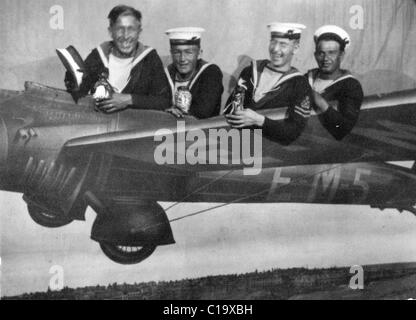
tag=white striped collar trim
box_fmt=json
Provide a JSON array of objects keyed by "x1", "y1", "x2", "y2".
[
  {"x1": 308, "y1": 71, "x2": 315, "y2": 87},
  {"x1": 309, "y1": 70, "x2": 356, "y2": 93},
  {"x1": 164, "y1": 67, "x2": 175, "y2": 104},
  {"x1": 96, "y1": 46, "x2": 154, "y2": 70},
  {"x1": 130, "y1": 47, "x2": 154, "y2": 69},
  {"x1": 252, "y1": 61, "x2": 258, "y2": 89},
  {"x1": 253, "y1": 62, "x2": 303, "y2": 93},
  {"x1": 189, "y1": 63, "x2": 213, "y2": 90},
  {"x1": 164, "y1": 62, "x2": 213, "y2": 100},
  {"x1": 272, "y1": 72, "x2": 304, "y2": 89},
  {"x1": 97, "y1": 45, "x2": 109, "y2": 68},
  {"x1": 97, "y1": 46, "x2": 155, "y2": 93},
  {"x1": 258, "y1": 72, "x2": 304, "y2": 96}
]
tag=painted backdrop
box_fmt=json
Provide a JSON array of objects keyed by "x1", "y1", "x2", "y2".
[{"x1": 1, "y1": 0, "x2": 415, "y2": 100}]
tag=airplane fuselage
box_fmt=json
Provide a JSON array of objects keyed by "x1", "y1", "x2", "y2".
[
  {"x1": 0, "y1": 82, "x2": 415, "y2": 264},
  {"x1": 0, "y1": 82, "x2": 415, "y2": 216}
]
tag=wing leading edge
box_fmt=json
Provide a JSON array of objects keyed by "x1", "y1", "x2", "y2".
[{"x1": 60, "y1": 89, "x2": 416, "y2": 172}]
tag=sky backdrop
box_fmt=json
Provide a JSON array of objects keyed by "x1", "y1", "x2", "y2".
[{"x1": 1, "y1": 190, "x2": 416, "y2": 297}]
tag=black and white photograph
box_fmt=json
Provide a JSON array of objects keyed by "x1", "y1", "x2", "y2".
[{"x1": 0, "y1": 0, "x2": 415, "y2": 302}]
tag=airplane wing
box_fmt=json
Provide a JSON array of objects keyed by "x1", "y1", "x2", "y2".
[
  {"x1": 0, "y1": 88, "x2": 22, "y2": 103},
  {"x1": 60, "y1": 89, "x2": 416, "y2": 172}
]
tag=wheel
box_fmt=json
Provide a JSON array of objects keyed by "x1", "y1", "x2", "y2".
[
  {"x1": 27, "y1": 205, "x2": 74, "y2": 228},
  {"x1": 99, "y1": 242, "x2": 157, "y2": 265}
]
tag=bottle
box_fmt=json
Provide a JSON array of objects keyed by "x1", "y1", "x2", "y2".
[
  {"x1": 232, "y1": 86, "x2": 245, "y2": 112},
  {"x1": 175, "y1": 86, "x2": 192, "y2": 114},
  {"x1": 93, "y1": 69, "x2": 113, "y2": 100}
]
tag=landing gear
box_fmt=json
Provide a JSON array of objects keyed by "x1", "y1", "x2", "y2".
[
  {"x1": 27, "y1": 204, "x2": 74, "y2": 228},
  {"x1": 87, "y1": 192, "x2": 175, "y2": 265},
  {"x1": 99, "y1": 242, "x2": 157, "y2": 265}
]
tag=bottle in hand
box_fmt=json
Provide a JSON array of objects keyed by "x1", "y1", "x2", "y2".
[{"x1": 175, "y1": 86, "x2": 192, "y2": 114}]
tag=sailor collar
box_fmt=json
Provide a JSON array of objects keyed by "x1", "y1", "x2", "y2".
[
  {"x1": 252, "y1": 60, "x2": 304, "y2": 95},
  {"x1": 96, "y1": 41, "x2": 154, "y2": 70},
  {"x1": 164, "y1": 59, "x2": 213, "y2": 103},
  {"x1": 308, "y1": 68, "x2": 356, "y2": 94}
]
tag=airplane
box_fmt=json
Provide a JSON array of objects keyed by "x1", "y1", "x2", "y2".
[{"x1": 0, "y1": 81, "x2": 415, "y2": 265}]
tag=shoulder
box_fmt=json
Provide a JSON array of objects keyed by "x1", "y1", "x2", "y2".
[
  {"x1": 84, "y1": 48, "x2": 103, "y2": 69},
  {"x1": 142, "y1": 48, "x2": 160, "y2": 61},
  {"x1": 286, "y1": 74, "x2": 312, "y2": 99},
  {"x1": 338, "y1": 73, "x2": 364, "y2": 97},
  {"x1": 290, "y1": 72, "x2": 311, "y2": 90},
  {"x1": 145, "y1": 47, "x2": 158, "y2": 57},
  {"x1": 139, "y1": 48, "x2": 165, "y2": 69},
  {"x1": 92, "y1": 41, "x2": 112, "y2": 57},
  {"x1": 236, "y1": 59, "x2": 267, "y2": 78},
  {"x1": 233, "y1": 65, "x2": 251, "y2": 83},
  {"x1": 85, "y1": 41, "x2": 111, "y2": 64},
  {"x1": 202, "y1": 63, "x2": 223, "y2": 77},
  {"x1": 344, "y1": 76, "x2": 363, "y2": 91},
  {"x1": 241, "y1": 59, "x2": 268, "y2": 73},
  {"x1": 194, "y1": 63, "x2": 223, "y2": 88},
  {"x1": 86, "y1": 47, "x2": 100, "y2": 60}
]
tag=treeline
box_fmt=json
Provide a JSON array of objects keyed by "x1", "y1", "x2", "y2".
[{"x1": 3, "y1": 263, "x2": 416, "y2": 300}]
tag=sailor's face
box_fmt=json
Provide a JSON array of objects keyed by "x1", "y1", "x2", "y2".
[
  {"x1": 269, "y1": 38, "x2": 298, "y2": 69},
  {"x1": 171, "y1": 45, "x2": 200, "y2": 78},
  {"x1": 315, "y1": 40, "x2": 344, "y2": 74},
  {"x1": 109, "y1": 15, "x2": 142, "y2": 56}
]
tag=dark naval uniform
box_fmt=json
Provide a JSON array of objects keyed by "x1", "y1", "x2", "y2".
[
  {"x1": 165, "y1": 59, "x2": 224, "y2": 119},
  {"x1": 226, "y1": 60, "x2": 312, "y2": 145},
  {"x1": 69, "y1": 41, "x2": 170, "y2": 110},
  {"x1": 307, "y1": 68, "x2": 363, "y2": 140}
]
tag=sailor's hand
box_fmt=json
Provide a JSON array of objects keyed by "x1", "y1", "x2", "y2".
[
  {"x1": 165, "y1": 107, "x2": 185, "y2": 119},
  {"x1": 312, "y1": 91, "x2": 329, "y2": 113},
  {"x1": 95, "y1": 93, "x2": 131, "y2": 114},
  {"x1": 225, "y1": 109, "x2": 265, "y2": 128}
]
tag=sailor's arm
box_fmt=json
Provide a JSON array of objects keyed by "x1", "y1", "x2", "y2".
[
  {"x1": 316, "y1": 79, "x2": 363, "y2": 140},
  {"x1": 129, "y1": 50, "x2": 171, "y2": 111},
  {"x1": 226, "y1": 79, "x2": 312, "y2": 145},
  {"x1": 225, "y1": 97, "x2": 311, "y2": 146},
  {"x1": 190, "y1": 65, "x2": 224, "y2": 119},
  {"x1": 261, "y1": 95, "x2": 311, "y2": 145},
  {"x1": 261, "y1": 79, "x2": 312, "y2": 145}
]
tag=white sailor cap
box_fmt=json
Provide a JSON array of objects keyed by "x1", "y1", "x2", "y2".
[
  {"x1": 165, "y1": 27, "x2": 205, "y2": 46},
  {"x1": 314, "y1": 25, "x2": 351, "y2": 50},
  {"x1": 268, "y1": 22, "x2": 306, "y2": 40}
]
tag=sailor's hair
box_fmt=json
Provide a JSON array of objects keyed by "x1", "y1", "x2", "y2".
[
  {"x1": 315, "y1": 33, "x2": 349, "y2": 52},
  {"x1": 108, "y1": 5, "x2": 142, "y2": 27}
]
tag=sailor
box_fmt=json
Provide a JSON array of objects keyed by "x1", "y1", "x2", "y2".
[
  {"x1": 225, "y1": 23, "x2": 312, "y2": 145},
  {"x1": 164, "y1": 27, "x2": 224, "y2": 119},
  {"x1": 307, "y1": 25, "x2": 364, "y2": 140},
  {"x1": 64, "y1": 5, "x2": 170, "y2": 113}
]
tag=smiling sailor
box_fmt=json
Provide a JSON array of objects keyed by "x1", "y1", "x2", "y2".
[
  {"x1": 164, "y1": 27, "x2": 224, "y2": 119},
  {"x1": 307, "y1": 25, "x2": 364, "y2": 140},
  {"x1": 225, "y1": 22, "x2": 312, "y2": 145},
  {"x1": 64, "y1": 5, "x2": 170, "y2": 113}
]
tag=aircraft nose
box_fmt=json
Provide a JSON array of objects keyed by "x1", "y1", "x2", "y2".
[{"x1": 0, "y1": 115, "x2": 8, "y2": 168}]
